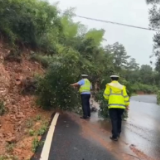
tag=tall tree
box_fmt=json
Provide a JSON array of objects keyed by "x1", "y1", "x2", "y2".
[
  {"x1": 146, "y1": 0, "x2": 160, "y2": 4},
  {"x1": 155, "y1": 57, "x2": 160, "y2": 73},
  {"x1": 146, "y1": 0, "x2": 160, "y2": 85},
  {"x1": 85, "y1": 29, "x2": 105, "y2": 46},
  {"x1": 105, "y1": 42, "x2": 130, "y2": 72},
  {"x1": 146, "y1": 0, "x2": 160, "y2": 57},
  {"x1": 139, "y1": 65, "x2": 153, "y2": 84},
  {"x1": 126, "y1": 58, "x2": 139, "y2": 70}
]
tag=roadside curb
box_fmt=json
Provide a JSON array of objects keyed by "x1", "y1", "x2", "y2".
[
  {"x1": 30, "y1": 112, "x2": 59, "y2": 160},
  {"x1": 40, "y1": 112, "x2": 59, "y2": 160}
]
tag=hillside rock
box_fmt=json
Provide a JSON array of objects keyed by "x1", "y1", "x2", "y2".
[{"x1": 0, "y1": 42, "x2": 52, "y2": 159}]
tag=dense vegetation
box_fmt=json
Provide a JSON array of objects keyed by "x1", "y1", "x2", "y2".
[
  {"x1": 146, "y1": 0, "x2": 160, "y2": 104},
  {"x1": 0, "y1": 0, "x2": 159, "y2": 113}
]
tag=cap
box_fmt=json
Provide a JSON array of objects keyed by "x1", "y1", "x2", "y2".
[
  {"x1": 110, "y1": 75, "x2": 119, "y2": 78},
  {"x1": 81, "y1": 74, "x2": 88, "y2": 77}
]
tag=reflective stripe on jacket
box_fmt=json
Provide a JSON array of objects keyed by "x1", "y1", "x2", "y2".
[
  {"x1": 103, "y1": 81, "x2": 130, "y2": 109},
  {"x1": 79, "y1": 79, "x2": 91, "y2": 93}
]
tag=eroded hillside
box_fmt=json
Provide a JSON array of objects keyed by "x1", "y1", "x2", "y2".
[{"x1": 0, "y1": 42, "x2": 52, "y2": 159}]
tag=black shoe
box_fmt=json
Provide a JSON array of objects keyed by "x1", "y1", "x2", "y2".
[
  {"x1": 110, "y1": 136, "x2": 118, "y2": 141},
  {"x1": 80, "y1": 116, "x2": 88, "y2": 119}
]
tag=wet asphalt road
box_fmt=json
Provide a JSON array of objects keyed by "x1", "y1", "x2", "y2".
[
  {"x1": 48, "y1": 114, "x2": 118, "y2": 160},
  {"x1": 123, "y1": 95, "x2": 160, "y2": 159},
  {"x1": 33, "y1": 95, "x2": 160, "y2": 160},
  {"x1": 89, "y1": 95, "x2": 160, "y2": 160}
]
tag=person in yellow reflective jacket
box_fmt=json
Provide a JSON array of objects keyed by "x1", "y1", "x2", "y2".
[
  {"x1": 103, "y1": 75, "x2": 130, "y2": 141},
  {"x1": 71, "y1": 74, "x2": 92, "y2": 119}
]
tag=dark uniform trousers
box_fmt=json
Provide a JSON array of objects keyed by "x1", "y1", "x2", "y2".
[
  {"x1": 109, "y1": 109, "x2": 124, "y2": 138},
  {"x1": 81, "y1": 94, "x2": 91, "y2": 118}
]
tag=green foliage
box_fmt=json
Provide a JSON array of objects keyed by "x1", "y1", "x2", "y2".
[
  {"x1": 61, "y1": 9, "x2": 79, "y2": 39},
  {"x1": 0, "y1": 155, "x2": 18, "y2": 160},
  {"x1": 0, "y1": 0, "x2": 159, "y2": 114},
  {"x1": 4, "y1": 48, "x2": 22, "y2": 63},
  {"x1": 157, "y1": 90, "x2": 160, "y2": 104},
  {"x1": 34, "y1": 115, "x2": 42, "y2": 121},
  {"x1": 95, "y1": 90, "x2": 109, "y2": 118},
  {"x1": 30, "y1": 54, "x2": 55, "y2": 68},
  {"x1": 119, "y1": 78, "x2": 132, "y2": 96},
  {"x1": 105, "y1": 42, "x2": 130, "y2": 71},
  {"x1": 147, "y1": 0, "x2": 160, "y2": 81},
  {"x1": 85, "y1": 29, "x2": 105, "y2": 46},
  {"x1": 32, "y1": 137, "x2": 44, "y2": 153},
  {"x1": 131, "y1": 83, "x2": 158, "y2": 94},
  {"x1": 32, "y1": 137, "x2": 39, "y2": 153},
  {"x1": 29, "y1": 129, "x2": 35, "y2": 136},
  {"x1": 0, "y1": 0, "x2": 62, "y2": 52},
  {"x1": 126, "y1": 58, "x2": 139, "y2": 70},
  {"x1": 28, "y1": 118, "x2": 48, "y2": 136},
  {"x1": 29, "y1": 124, "x2": 48, "y2": 136},
  {"x1": 146, "y1": 0, "x2": 160, "y2": 4},
  {"x1": 37, "y1": 125, "x2": 48, "y2": 136},
  {"x1": 36, "y1": 49, "x2": 82, "y2": 110}
]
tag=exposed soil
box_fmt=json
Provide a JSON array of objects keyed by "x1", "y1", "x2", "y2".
[
  {"x1": 0, "y1": 42, "x2": 52, "y2": 159},
  {"x1": 130, "y1": 146, "x2": 156, "y2": 160},
  {"x1": 136, "y1": 91, "x2": 155, "y2": 95}
]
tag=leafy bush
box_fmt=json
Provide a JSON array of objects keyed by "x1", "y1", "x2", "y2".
[
  {"x1": 0, "y1": 0, "x2": 62, "y2": 52},
  {"x1": 119, "y1": 78, "x2": 132, "y2": 96},
  {"x1": 4, "y1": 48, "x2": 22, "y2": 63},
  {"x1": 29, "y1": 129, "x2": 35, "y2": 136},
  {"x1": 95, "y1": 90, "x2": 109, "y2": 118},
  {"x1": 32, "y1": 137, "x2": 39, "y2": 153},
  {"x1": 36, "y1": 49, "x2": 82, "y2": 110},
  {"x1": 37, "y1": 125, "x2": 48, "y2": 136},
  {"x1": 131, "y1": 83, "x2": 158, "y2": 94},
  {"x1": 30, "y1": 54, "x2": 55, "y2": 68}
]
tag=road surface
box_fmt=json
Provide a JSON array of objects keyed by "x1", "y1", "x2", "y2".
[
  {"x1": 97, "y1": 95, "x2": 160, "y2": 160},
  {"x1": 48, "y1": 114, "x2": 118, "y2": 160},
  {"x1": 125, "y1": 95, "x2": 160, "y2": 159},
  {"x1": 33, "y1": 95, "x2": 160, "y2": 160}
]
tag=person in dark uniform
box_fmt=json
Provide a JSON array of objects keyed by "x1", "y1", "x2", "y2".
[{"x1": 71, "y1": 74, "x2": 92, "y2": 119}]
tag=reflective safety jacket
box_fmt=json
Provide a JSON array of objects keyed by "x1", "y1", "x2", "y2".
[
  {"x1": 79, "y1": 79, "x2": 91, "y2": 93},
  {"x1": 103, "y1": 81, "x2": 130, "y2": 109}
]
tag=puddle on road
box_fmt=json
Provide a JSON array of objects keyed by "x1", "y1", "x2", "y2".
[{"x1": 90, "y1": 96, "x2": 160, "y2": 160}]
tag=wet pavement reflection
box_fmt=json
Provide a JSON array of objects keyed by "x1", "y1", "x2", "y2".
[{"x1": 90, "y1": 95, "x2": 160, "y2": 160}]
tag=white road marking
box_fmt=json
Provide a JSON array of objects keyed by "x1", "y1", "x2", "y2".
[{"x1": 40, "y1": 112, "x2": 60, "y2": 160}]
